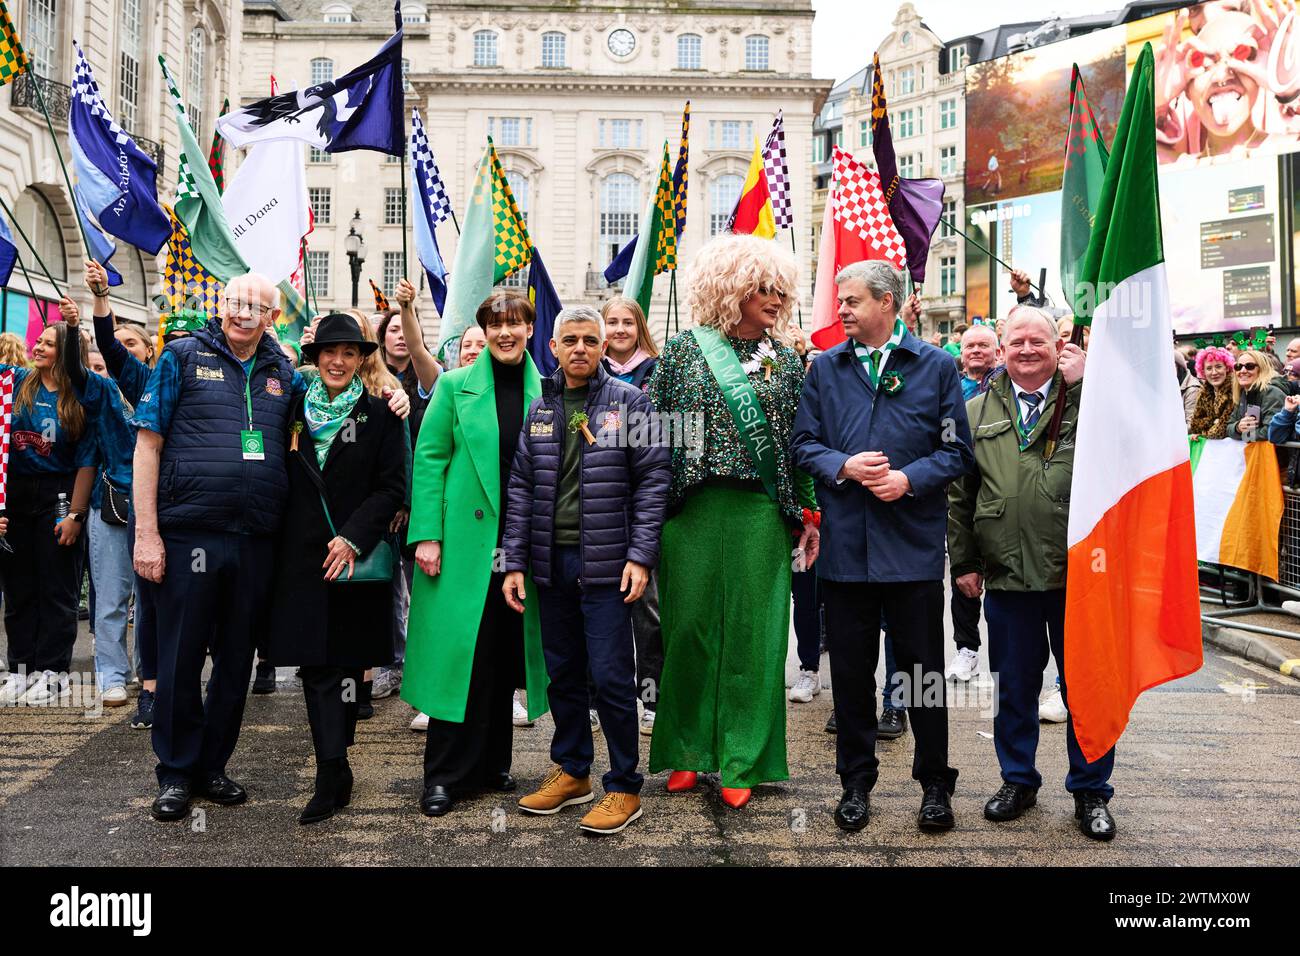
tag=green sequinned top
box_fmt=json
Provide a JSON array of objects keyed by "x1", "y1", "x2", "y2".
[{"x1": 647, "y1": 329, "x2": 817, "y2": 528}]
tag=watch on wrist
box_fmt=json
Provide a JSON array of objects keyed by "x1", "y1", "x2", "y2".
[{"x1": 68, "y1": 511, "x2": 86, "y2": 523}]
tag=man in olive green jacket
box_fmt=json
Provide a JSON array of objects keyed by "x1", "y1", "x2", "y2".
[{"x1": 947, "y1": 306, "x2": 1118, "y2": 842}]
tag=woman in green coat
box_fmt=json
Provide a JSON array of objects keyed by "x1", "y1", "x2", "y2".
[{"x1": 399, "y1": 285, "x2": 550, "y2": 817}]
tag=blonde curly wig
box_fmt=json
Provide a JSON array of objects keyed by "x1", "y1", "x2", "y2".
[{"x1": 685, "y1": 233, "x2": 798, "y2": 347}]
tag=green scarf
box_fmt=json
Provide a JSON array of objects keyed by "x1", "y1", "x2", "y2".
[{"x1": 304, "y1": 375, "x2": 363, "y2": 467}]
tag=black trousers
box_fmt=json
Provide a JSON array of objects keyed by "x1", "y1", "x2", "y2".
[
  {"x1": 2, "y1": 473, "x2": 82, "y2": 674},
  {"x1": 950, "y1": 572, "x2": 982, "y2": 652},
  {"x1": 300, "y1": 665, "x2": 364, "y2": 762},
  {"x1": 631, "y1": 569, "x2": 663, "y2": 712},
  {"x1": 149, "y1": 530, "x2": 272, "y2": 787},
  {"x1": 423, "y1": 572, "x2": 521, "y2": 791},
  {"x1": 821, "y1": 578, "x2": 958, "y2": 794}
]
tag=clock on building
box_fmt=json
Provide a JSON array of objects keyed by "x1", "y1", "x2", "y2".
[
  {"x1": 608, "y1": 28, "x2": 636, "y2": 57},
  {"x1": 901, "y1": 30, "x2": 913, "y2": 46}
]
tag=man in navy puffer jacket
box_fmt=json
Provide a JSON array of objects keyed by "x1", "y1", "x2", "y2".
[{"x1": 503, "y1": 306, "x2": 670, "y2": 835}]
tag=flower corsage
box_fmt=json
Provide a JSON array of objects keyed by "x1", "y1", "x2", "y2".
[
  {"x1": 568, "y1": 410, "x2": 596, "y2": 445},
  {"x1": 740, "y1": 338, "x2": 780, "y2": 380},
  {"x1": 879, "y1": 370, "x2": 905, "y2": 396}
]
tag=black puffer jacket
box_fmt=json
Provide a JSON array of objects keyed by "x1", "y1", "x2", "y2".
[{"x1": 503, "y1": 364, "x2": 671, "y2": 586}]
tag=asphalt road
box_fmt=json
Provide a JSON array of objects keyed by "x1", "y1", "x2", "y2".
[{"x1": 2, "y1": 614, "x2": 1297, "y2": 867}]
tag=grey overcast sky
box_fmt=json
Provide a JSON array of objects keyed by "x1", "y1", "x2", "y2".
[{"x1": 812, "y1": 0, "x2": 1129, "y2": 83}]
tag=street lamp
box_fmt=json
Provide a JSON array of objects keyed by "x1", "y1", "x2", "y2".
[{"x1": 344, "y1": 209, "x2": 367, "y2": 309}]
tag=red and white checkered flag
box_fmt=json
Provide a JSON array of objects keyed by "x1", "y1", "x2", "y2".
[{"x1": 0, "y1": 369, "x2": 14, "y2": 512}]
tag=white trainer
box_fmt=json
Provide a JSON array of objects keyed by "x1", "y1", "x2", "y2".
[
  {"x1": 0, "y1": 672, "x2": 30, "y2": 705},
  {"x1": 409, "y1": 712, "x2": 430, "y2": 732},
  {"x1": 22, "y1": 670, "x2": 70, "y2": 705},
  {"x1": 788, "y1": 669, "x2": 821, "y2": 702},
  {"x1": 590, "y1": 708, "x2": 601, "y2": 734},
  {"x1": 945, "y1": 647, "x2": 980, "y2": 682},
  {"x1": 102, "y1": 686, "x2": 129, "y2": 707},
  {"x1": 1039, "y1": 686, "x2": 1068, "y2": 723},
  {"x1": 639, "y1": 709, "x2": 656, "y2": 736},
  {"x1": 512, "y1": 690, "x2": 533, "y2": 727}
]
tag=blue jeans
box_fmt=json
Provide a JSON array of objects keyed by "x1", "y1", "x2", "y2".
[
  {"x1": 89, "y1": 511, "x2": 134, "y2": 690},
  {"x1": 983, "y1": 588, "x2": 1115, "y2": 797},
  {"x1": 536, "y1": 546, "x2": 642, "y2": 794}
]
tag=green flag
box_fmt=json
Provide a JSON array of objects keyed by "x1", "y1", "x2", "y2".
[
  {"x1": 623, "y1": 142, "x2": 672, "y2": 315},
  {"x1": 1061, "y1": 64, "x2": 1110, "y2": 324},
  {"x1": 436, "y1": 140, "x2": 531, "y2": 363},
  {"x1": 159, "y1": 55, "x2": 247, "y2": 282}
]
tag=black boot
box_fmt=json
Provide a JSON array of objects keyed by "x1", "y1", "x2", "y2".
[
  {"x1": 300, "y1": 757, "x2": 345, "y2": 825},
  {"x1": 357, "y1": 680, "x2": 374, "y2": 720},
  {"x1": 336, "y1": 757, "x2": 354, "y2": 808}
]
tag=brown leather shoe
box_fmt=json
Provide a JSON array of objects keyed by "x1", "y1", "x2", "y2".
[
  {"x1": 517, "y1": 766, "x2": 594, "y2": 815},
  {"x1": 579, "y1": 792, "x2": 642, "y2": 835}
]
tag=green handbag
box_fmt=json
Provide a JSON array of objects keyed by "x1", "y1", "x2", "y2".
[{"x1": 318, "y1": 492, "x2": 395, "y2": 583}]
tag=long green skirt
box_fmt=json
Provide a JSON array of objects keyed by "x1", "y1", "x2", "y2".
[{"x1": 648, "y1": 483, "x2": 793, "y2": 788}]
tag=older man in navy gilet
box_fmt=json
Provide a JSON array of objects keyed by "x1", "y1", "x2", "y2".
[
  {"x1": 132, "y1": 273, "x2": 305, "y2": 822},
  {"x1": 793, "y1": 260, "x2": 974, "y2": 834}
]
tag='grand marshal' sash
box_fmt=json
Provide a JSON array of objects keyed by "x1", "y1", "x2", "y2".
[{"x1": 690, "y1": 326, "x2": 780, "y2": 502}]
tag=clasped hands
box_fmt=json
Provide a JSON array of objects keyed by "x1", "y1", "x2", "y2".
[{"x1": 840, "y1": 450, "x2": 910, "y2": 502}]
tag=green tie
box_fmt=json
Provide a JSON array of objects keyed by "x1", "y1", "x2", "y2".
[{"x1": 868, "y1": 349, "x2": 881, "y2": 386}]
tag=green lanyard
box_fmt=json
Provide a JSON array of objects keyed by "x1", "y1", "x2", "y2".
[{"x1": 243, "y1": 371, "x2": 255, "y2": 431}]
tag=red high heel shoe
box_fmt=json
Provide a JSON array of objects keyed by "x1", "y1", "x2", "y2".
[
  {"x1": 721, "y1": 787, "x2": 752, "y2": 809},
  {"x1": 666, "y1": 771, "x2": 698, "y2": 793}
]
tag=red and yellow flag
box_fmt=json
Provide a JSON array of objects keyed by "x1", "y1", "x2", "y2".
[{"x1": 727, "y1": 139, "x2": 775, "y2": 239}]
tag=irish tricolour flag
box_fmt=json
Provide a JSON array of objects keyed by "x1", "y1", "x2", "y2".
[
  {"x1": 1190, "y1": 438, "x2": 1284, "y2": 580},
  {"x1": 1063, "y1": 43, "x2": 1203, "y2": 763}
]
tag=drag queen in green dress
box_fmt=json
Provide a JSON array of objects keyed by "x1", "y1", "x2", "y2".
[{"x1": 646, "y1": 234, "x2": 820, "y2": 809}]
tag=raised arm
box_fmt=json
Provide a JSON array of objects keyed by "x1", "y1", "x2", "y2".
[{"x1": 393, "y1": 278, "x2": 441, "y2": 394}]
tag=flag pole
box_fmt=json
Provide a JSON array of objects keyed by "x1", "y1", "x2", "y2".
[
  {"x1": 448, "y1": 207, "x2": 461, "y2": 237},
  {"x1": 940, "y1": 216, "x2": 1047, "y2": 300},
  {"x1": 0, "y1": 194, "x2": 63, "y2": 295},
  {"x1": 400, "y1": 146, "x2": 409, "y2": 278},
  {"x1": 26, "y1": 67, "x2": 96, "y2": 263},
  {"x1": 301, "y1": 238, "x2": 319, "y2": 317},
  {"x1": 12, "y1": 251, "x2": 44, "y2": 307},
  {"x1": 787, "y1": 227, "x2": 804, "y2": 329},
  {"x1": 1042, "y1": 323, "x2": 1086, "y2": 460}
]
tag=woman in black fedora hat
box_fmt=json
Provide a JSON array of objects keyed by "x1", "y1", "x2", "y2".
[{"x1": 266, "y1": 313, "x2": 408, "y2": 824}]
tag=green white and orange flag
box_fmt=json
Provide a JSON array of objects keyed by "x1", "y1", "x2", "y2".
[
  {"x1": 1190, "y1": 438, "x2": 1283, "y2": 580},
  {"x1": 435, "y1": 139, "x2": 531, "y2": 363},
  {"x1": 623, "y1": 142, "x2": 675, "y2": 315},
  {"x1": 1063, "y1": 42, "x2": 1202, "y2": 763}
]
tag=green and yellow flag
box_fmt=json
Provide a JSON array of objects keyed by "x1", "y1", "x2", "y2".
[
  {"x1": 437, "y1": 139, "x2": 533, "y2": 362},
  {"x1": 624, "y1": 142, "x2": 674, "y2": 315},
  {"x1": 0, "y1": 0, "x2": 29, "y2": 88}
]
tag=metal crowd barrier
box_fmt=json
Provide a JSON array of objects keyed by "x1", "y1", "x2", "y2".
[{"x1": 1199, "y1": 441, "x2": 1300, "y2": 640}]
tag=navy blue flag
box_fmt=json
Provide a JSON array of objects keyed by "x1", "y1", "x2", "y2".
[
  {"x1": 0, "y1": 208, "x2": 18, "y2": 287},
  {"x1": 69, "y1": 42, "x2": 170, "y2": 254},
  {"x1": 527, "y1": 248, "x2": 562, "y2": 376},
  {"x1": 217, "y1": 3, "x2": 404, "y2": 156},
  {"x1": 73, "y1": 187, "x2": 123, "y2": 287}
]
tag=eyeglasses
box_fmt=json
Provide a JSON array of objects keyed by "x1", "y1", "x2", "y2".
[
  {"x1": 223, "y1": 298, "x2": 275, "y2": 318},
  {"x1": 1237, "y1": 363, "x2": 1259, "y2": 371}
]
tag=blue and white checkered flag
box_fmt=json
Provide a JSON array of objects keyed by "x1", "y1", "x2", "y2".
[{"x1": 410, "y1": 109, "x2": 449, "y2": 312}]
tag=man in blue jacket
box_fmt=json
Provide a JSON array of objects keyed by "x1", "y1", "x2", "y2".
[
  {"x1": 503, "y1": 306, "x2": 670, "y2": 836},
  {"x1": 793, "y1": 260, "x2": 974, "y2": 834},
  {"x1": 132, "y1": 273, "x2": 304, "y2": 823}
]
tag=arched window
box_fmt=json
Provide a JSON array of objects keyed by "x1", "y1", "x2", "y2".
[
  {"x1": 118, "y1": 0, "x2": 143, "y2": 132},
  {"x1": 322, "y1": 3, "x2": 352, "y2": 24},
  {"x1": 399, "y1": 2, "x2": 426, "y2": 23},
  {"x1": 541, "y1": 32, "x2": 566, "y2": 68},
  {"x1": 13, "y1": 189, "x2": 68, "y2": 282},
  {"x1": 24, "y1": 0, "x2": 60, "y2": 79},
  {"x1": 473, "y1": 30, "x2": 498, "y2": 67},
  {"x1": 111, "y1": 248, "x2": 148, "y2": 305},
  {"x1": 677, "y1": 34, "x2": 702, "y2": 70},
  {"x1": 710, "y1": 174, "x2": 744, "y2": 237},
  {"x1": 187, "y1": 27, "x2": 206, "y2": 139},
  {"x1": 744, "y1": 34, "x2": 770, "y2": 71},
  {"x1": 310, "y1": 57, "x2": 334, "y2": 86},
  {"x1": 600, "y1": 173, "x2": 638, "y2": 269}
]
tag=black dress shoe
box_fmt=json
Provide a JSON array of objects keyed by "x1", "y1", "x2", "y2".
[
  {"x1": 834, "y1": 788, "x2": 871, "y2": 832},
  {"x1": 420, "y1": 785, "x2": 454, "y2": 817},
  {"x1": 824, "y1": 711, "x2": 837, "y2": 734},
  {"x1": 877, "y1": 708, "x2": 908, "y2": 740},
  {"x1": 251, "y1": 661, "x2": 277, "y2": 695},
  {"x1": 150, "y1": 782, "x2": 191, "y2": 821},
  {"x1": 984, "y1": 782, "x2": 1038, "y2": 822},
  {"x1": 917, "y1": 782, "x2": 955, "y2": 831},
  {"x1": 485, "y1": 772, "x2": 516, "y2": 792},
  {"x1": 1075, "y1": 792, "x2": 1116, "y2": 842},
  {"x1": 196, "y1": 773, "x2": 247, "y2": 806}
]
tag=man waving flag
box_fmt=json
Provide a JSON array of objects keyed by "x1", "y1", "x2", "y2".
[{"x1": 1064, "y1": 43, "x2": 1202, "y2": 764}]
